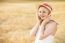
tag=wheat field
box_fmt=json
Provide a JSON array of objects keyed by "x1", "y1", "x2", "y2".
[{"x1": 0, "y1": 1, "x2": 65, "y2": 43}]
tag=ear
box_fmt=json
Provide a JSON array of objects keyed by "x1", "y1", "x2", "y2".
[{"x1": 47, "y1": 14, "x2": 51, "y2": 19}]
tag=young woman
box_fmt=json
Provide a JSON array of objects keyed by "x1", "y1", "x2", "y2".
[{"x1": 30, "y1": 3, "x2": 58, "y2": 43}]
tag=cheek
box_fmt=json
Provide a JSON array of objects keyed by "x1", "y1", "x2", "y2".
[
  {"x1": 44, "y1": 14, "x2": 49, "y2": 17},
  {"x1": 37, "y1": 12, "x2": 41, "y2": 16}
]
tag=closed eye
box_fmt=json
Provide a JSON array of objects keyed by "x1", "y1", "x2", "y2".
[
  {"x1": 39, "y1": 11, "x2": 46, "y2": 13},
  {"x1": 39, "y1": 11, "x2": 41, "y2": 13},
  {"x1": 42, "y1": 11, "x2": 46, "y2": 13}
]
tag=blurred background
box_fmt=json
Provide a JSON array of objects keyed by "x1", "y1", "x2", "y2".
[{"x1": 0, "y1": 0, "x2": 65, "y2": 43}]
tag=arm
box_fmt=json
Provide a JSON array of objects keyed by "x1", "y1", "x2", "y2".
[
  {"x1": 30, "y1": 21, "x2": 41, "y2": 39},
  {"x1": 39, "y1": 22, "x2": 57, "y2": 40}
]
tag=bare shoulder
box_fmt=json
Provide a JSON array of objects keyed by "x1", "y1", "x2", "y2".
[{"x1": 45, "y1": 20, "x2": 57, "y2": 28}]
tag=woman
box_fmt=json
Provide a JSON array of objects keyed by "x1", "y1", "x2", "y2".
[{"x1": 30, "y1": 3, "x2": 58, "y2": 43}]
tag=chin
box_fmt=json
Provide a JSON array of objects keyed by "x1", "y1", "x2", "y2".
[{"x1": 41, "y1": 18, "x2": 45, "y2": 20}]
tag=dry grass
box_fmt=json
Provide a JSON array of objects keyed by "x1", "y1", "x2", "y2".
[{"x1": 0, "y1": 1, "x2": 65, "y2": 43}]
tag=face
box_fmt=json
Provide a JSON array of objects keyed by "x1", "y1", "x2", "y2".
[{"x1": 37, "y1": 7, "x2": 50, "y2": 20}]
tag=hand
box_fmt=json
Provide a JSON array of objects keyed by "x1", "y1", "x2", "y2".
[
  {"x1": 38, "y1": 16, "x2": 43, "y2": 24},
  {"x1": 41, "y1": 16, "x2": 50, "y2": 25}
]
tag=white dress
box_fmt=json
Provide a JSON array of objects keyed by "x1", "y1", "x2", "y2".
[
  {"x1": 34, "y1": 35, "x2": 54, "y2": 43},
  {"x1": 34, "y1": 20, "x2": 56, "y2": 43},
  {"x1": 33, "y1": 20, "x2": 57, "y2": 43}
]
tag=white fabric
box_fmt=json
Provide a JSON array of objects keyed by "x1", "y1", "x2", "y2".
[{"x1": 34, "y1": 35, "x2": 54, "y2": 43}]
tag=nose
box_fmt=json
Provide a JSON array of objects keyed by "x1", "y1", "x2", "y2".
[{"x1": 40, "y1": 13, "x2": 44, "y2": 16}]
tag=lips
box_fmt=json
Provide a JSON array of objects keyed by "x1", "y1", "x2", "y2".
[{"x1": 41, "y1": 16, "x2": 45, "y2": 18}]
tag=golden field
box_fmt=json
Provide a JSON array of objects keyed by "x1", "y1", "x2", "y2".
[{"x1": 0, "y1": 1, "x2": 65, "y2": 43}]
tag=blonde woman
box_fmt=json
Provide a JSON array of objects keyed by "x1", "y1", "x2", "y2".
[{"x1": 30, "y1": 3, "x2": 58, "y2": 43}]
